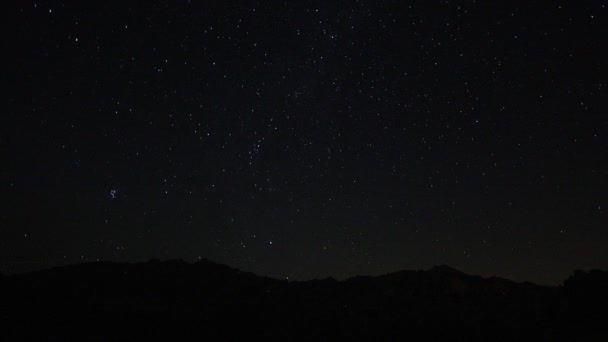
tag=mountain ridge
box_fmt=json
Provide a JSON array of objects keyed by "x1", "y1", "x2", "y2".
[
  {"x1": 0, "y1": 259, "x2": 566, "y2": 286},
  {"x1": 1, "y1": 259, "x2": 606, "y2": 340}
]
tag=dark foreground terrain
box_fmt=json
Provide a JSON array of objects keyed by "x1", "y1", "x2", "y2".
[{"x1": 1, "y1": 260, "x2": 606, "y2": 340}]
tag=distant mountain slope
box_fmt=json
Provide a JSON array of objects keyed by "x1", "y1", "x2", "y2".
[{"x1": 1, "y1": 260, "x2": 606, "y2": 340}]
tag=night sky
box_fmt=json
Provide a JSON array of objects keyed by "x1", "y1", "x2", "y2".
[{"x1": 4, "y1": 1, "x2": 607, "y2": 285}]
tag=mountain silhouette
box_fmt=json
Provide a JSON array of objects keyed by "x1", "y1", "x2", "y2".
[{"x1": 1, "y1": 260, "x2": 606, "y2": 340}]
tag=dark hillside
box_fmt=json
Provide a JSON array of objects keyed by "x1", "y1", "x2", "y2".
[{"x1": 2, "y1": 260, "x2": 606, "y2": 340}]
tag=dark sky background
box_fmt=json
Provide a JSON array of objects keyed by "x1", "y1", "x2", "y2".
[{"x1": 3, "y1": 0, "x2": 607, "y2": 285}]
